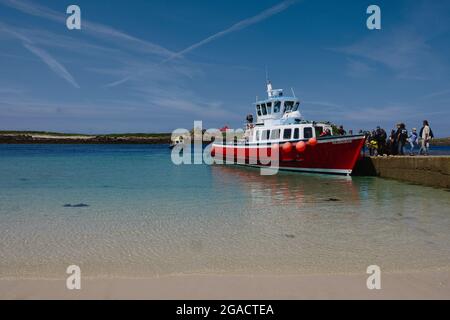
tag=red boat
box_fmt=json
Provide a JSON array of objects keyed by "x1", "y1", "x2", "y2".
[{"x1": 212, "y1": 82, "x2": 365, "y2": 175}]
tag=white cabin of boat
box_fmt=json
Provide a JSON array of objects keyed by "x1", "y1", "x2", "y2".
[{"x1": 243, "y1": 82, "x2": 333, "y2": 144}]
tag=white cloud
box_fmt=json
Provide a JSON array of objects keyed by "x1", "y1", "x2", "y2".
[
  {"x1": 334, "y1": 30, "x2": 435, "y2": 80},
  {"x1": 334, "y1": 1, "x2": 450, "y2": 80},
  {"x1": 0, "y1": 0, "x2": 175, "y2": 57},
  {"x1": 345, "y1": 59, "x2": 375, "y2": 78},
  {"x1": 422, "y1": 88, "x2": 450, "y2": 100}
]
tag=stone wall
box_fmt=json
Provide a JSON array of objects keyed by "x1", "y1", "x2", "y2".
[{"x1": 353, "y1": 156, "x2": 450, "y2": 189}]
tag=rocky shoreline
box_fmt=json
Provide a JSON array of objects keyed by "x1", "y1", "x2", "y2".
[{"x1": 0, "y1": 134, "x2": 171, "y2": 144}]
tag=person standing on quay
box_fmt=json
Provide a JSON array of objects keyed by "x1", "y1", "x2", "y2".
[
  {"x1": 376, "y1": 126, "x2": 387, "y2": 156},
  {"x1": 388, "y1": 129, "x2": 397, "y2": 155},
  {"x1": 408, "y1": 128, "x2": 419, "y2": 155},
  {"x1": 419, "y1": 120, "x2": 432, "y2": 156},
  {"x1": 396, "y1": 123, "x2": 408, "y2": 156}
]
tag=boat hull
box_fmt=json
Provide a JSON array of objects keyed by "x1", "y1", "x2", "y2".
[{"x1": 212, "y1": 135, "x2": 366, "y2": 175}]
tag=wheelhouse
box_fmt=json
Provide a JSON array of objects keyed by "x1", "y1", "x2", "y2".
[
  {"x1": 255, "y1": 100, "x2": 300, "y2": 120},
  {"x1": 253, "y1": 123, "x2": 333, "y2": 143}
]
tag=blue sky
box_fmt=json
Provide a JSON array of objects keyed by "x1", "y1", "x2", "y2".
[{"x1": 0, "y1": 0, "x2": 450, "y2": 136}]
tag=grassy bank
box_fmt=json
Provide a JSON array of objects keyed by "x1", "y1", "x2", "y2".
[
  {"x1": 0, "y1": 131, "x2": 92, "y2": 137},
  {"x1": 0, "y1": 131, "x2": 172, "y2": 144},
  {"x1": 0, "y1": 131, "x2": 171, "y2": 138}
]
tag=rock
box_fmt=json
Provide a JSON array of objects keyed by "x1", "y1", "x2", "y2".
[{"x1": 63, "y1": 203, "x2": 89, "y2": 208}]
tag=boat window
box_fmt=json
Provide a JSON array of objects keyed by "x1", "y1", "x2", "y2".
[
  {"x1": 266, "y1": 102, "x2": 272, "y2": 114},
  {"x1": 283, "y1": 128, "x2": 292, "y2": 139},
  {"x1": 261, "y1": 103, "x2": 267, "y2": 116},
  {"x1": 256, "y1": 105, "x2": 262, "y2": 117},
  {"x1": 256, "y1": 130, "x2": 260, "y2": 141},
  {"x1": 262, "y1": 130, "x2": 270, "y2": 140},
  {"x1": 293, "y1": 128, "x2": 300, "y2": 139},
  {"x1": 271, "y1": 129, "x2": 280, "y2": 140},
  {"x1": 292, "y1": 102, "x2": 300, "y2": 112},
  {"x1": 304, "y1": 127, "x2": 313, "y2": 139},
  {"x1": 284, "y1": 101, "x2": 294, "y2": 112},
  {"x1": 274, "y1": 101, "x2": 281, "y2": 113},
  {"x1": 314, "y1": 126, "x2": 323, "y2": 137}
]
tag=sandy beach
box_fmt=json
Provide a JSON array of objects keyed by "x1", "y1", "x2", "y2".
[
  {"x1": 1, "y1": 145, "x2": 450, "y2": 300},
  {"x1": 1, "y1": 270, "x2": 449, "y2": 300}
]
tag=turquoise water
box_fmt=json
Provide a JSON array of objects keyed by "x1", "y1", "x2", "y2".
[{"x1": 0, "y1": 144, "x2": 450, "y2": 279}]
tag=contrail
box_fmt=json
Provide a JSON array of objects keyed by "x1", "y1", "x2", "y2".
[
  {"x1": 22, "y1": 43, "x2": 80, "y2": 88},
  {"x1": 162, "y1": 0, "x2": 300, "y2": 64},
  {"x1": 0, "y1": 22, "x2": 80, "y2": 88},
  {"x1": 0, "y1": 0, "x2": 175, "y2": 57},
  {"x1": 107, "y1": 0, "x2": 300, "y2": 87}
]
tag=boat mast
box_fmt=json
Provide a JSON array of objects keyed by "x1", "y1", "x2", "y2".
[{"x1": 266, "y1": 66, "x2": 273, "y2": 99}]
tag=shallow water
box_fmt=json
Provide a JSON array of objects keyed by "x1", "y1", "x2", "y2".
[{"x1": 0, "y1": 144, "x2": 449, "y2": 279}]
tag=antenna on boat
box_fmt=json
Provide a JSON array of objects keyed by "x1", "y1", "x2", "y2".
[
  {"x1": 266, "y1": 66, "x2": 274, "y2": 98},
  {"x1": 291, "y1": 87, "x2": 297, "y2": 98}
]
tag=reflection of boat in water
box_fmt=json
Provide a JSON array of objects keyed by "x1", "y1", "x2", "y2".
[
  {"x1": 212, "y1": 81, "x2": 366, "y2": 175},
  {"x1": 211, "y1": 165, "x2": 361, "y2": 206},
  {"x1": 169, "y1": 136, "x2": 185, "y2": 149}
]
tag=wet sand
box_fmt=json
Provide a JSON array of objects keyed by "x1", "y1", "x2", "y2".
[{"x1": 1, "y1": 270, "x2": 449, "y2": 300}]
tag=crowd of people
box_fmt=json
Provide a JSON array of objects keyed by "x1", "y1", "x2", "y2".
[{"x1": 363, "y1": 120, "x2": 434, "y2": 156}]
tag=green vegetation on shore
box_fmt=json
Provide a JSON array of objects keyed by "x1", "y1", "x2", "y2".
[
  {"x1": 102, "y1": 133, "x2": 171, "y2": 138},
  {"x1": 0, "y1": 131, "x2": 171, "y2": 138},
  {"x1": 0, "y1": 131, "x2": 92, "y2": 137},
  {"x1": 0, "y1": 131, "x2": 172, "y2": 144}
]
